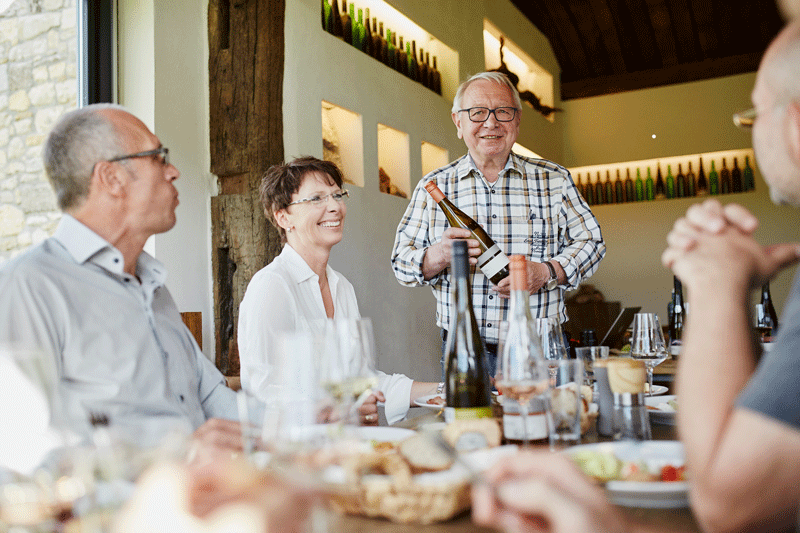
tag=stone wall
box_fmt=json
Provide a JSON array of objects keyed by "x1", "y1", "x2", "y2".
[{"x1": 0, "y1": 0, "x2": 76, "y2": 264}]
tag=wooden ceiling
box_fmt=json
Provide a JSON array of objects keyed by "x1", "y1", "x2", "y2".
[{"x1": 509, "y1": 0, "x2": 785, "y2": 100}]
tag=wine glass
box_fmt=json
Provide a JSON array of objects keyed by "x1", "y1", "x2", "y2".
[
  {"x1": 535, "y1": 317, "x2": 569, "y2": 384},
  {"x1": 495, "y1": 321, "x2": 549, "y2": 447},
  {"x1": 629, "y1": 313, "x2": 669, "y2": 396},
  {"x1": 319, "y1": 318, "x2": 379, "y2": 427}
]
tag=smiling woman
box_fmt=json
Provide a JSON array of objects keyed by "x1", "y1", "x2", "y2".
[{"x1": 237, "y1": 156, "x2": 439, "y2": 426}]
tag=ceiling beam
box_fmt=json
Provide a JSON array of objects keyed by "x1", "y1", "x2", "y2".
[{"x1": 561, "y1": 52, "x2": 760, "y2": 100}]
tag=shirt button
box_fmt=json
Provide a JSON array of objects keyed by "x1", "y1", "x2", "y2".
[
  {"x1": 492, "y1": 214, "x2": 497, "y2": 219},
  {"x1": 124, "y1": 278, "x2": 130, "y2": 282},
  {"x1": 491, "y1": 189, "x2": 496, "y2": 194},
  {"x1": 487, "y1": 323, "x2": 493, "y2": 328},
  {"x1": 113, "y1": 258, "x2": 119, "y2": 263},
  {"x1": 489, "y1": 295, "x2": 494, "y2": 300}
]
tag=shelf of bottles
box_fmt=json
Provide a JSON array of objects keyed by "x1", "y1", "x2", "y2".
[
  {"x1": 322, "y1": 100, "x2": 364, "y2": 187},
  {"x1": 569, "y1": 148, "x2": 757, "y2": 207},
  {"x1": 421, "y1": 141, "x2": 448, "y2": 178},
  {"x1": 321, "y1": 0, "x2": 454, "y2": 97},
  {"x1": 378, "y1": 123, "x2": 410, "y2": 198}
]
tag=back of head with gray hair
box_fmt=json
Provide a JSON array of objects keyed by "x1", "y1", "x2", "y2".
[
  {"x1": 451, "y1": 71, "x2": 523, "y2": 114},
  {"x1": 43, "y1": 103, "x2": 127, "y2": 211}
]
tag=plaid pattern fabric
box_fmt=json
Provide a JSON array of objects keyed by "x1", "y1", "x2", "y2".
[{"x1": 391, "y1": 152, "x2": 606, "y2": 344}]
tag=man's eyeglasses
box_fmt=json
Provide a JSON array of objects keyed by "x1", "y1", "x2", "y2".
[
  {"x1": 458, "y1": 107, "x2": 518, "y2": 123},
  {"x1": 108, "y1": 147, "x2": 170, "y2": 166},
  {"x1": 733, "y1": 108, "x2": 757, "y2": 129},
  {"x1": 288, "y1": 189, "x2": 349, "y2": 207}
]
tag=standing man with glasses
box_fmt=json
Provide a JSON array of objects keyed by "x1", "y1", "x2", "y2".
[
  {"x1": 0, "y1": 104, "x2": 241, "y2": 450},
  {"x1": 392, "y1": 72, "x2": 605, "y2": 376}
]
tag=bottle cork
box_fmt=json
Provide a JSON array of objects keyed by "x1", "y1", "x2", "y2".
[{"x1": 606, "y1": 358, "x2": 646, "y2": 394}]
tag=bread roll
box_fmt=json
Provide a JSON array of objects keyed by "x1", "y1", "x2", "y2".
[{"x1": 398, "y1": 433, "x2": 454, "y2": 473}]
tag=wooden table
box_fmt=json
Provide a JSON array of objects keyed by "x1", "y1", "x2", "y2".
[{"x1": 334, "y1": 407, "x2": 701, "y2": 533}]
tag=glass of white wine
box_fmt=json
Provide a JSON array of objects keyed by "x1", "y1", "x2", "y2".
[
  {"x1": 535, "y1": 317, "x2": 569, "y2": 385},
  {"x1": 629, "y1": 313, "x2": 669, "y2": 396},
  {"x1": 320, "y1": 318, "x2": 379, "y2": 427},
  {"x1": 495, "y1": 322, "x2": 549, "y2": 447}
]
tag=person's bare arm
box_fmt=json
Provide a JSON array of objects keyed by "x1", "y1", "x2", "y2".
[{"x1": 663, "y1": 202, "x2": 800, "y2": 532}]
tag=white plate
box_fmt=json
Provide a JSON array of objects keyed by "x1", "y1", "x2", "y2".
[
  {"x1": 414, "y1": 393, "x2": 446, "y2": 409},
  {"x1": 566, "y1": 441, "x2": 688, "y2": 508},
  {"x1": 352, "y1": 426, "x2": 415, "y2": 442},
  {"x1": 646, "y1": 395, "x2": 677, "y2": 425},
  {"x1": 648, "y1": 385, "x2": 668, "y2": 396}
]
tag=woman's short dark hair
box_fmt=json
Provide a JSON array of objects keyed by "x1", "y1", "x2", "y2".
[{"x1": 259, "y1": 156, "x2": 344, "y2": 242}]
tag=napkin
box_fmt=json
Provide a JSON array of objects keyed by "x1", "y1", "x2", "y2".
[{"x1": 606, "y1": 359, "x2": 646, "y2": 394}]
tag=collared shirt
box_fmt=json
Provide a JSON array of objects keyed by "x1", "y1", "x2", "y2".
[
  {"x1": 391, "y1": 152, "x2": 606, "y2": 344},
  {"x1": 0, "y1": 215, "x2": 236, "y2": 447},
  {"x1": 237, "y1": 244, "x2": 414, "y2": 424}
]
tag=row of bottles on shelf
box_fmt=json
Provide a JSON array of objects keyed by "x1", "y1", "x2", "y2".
[
  {"x1": 576, "y1": 156, "x2": 756, "y2": 206},
  {"x1": 320, "y1": 0, "x2": 443, "y2": 95}
]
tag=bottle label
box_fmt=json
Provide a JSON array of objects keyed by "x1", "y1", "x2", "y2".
[
  {"x1": 443, "y1": 406, "x2": 493, "y2": 423},
  {"x1": 502, "y1": 410, "x2": 548, "y2": 441},
  {"x1": 478, "y1": 244, "x2": 510, "y2": 279}
]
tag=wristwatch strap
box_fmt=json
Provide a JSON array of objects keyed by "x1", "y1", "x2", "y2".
[{"x1": 544, "y1": 261, "x2": 557, "y2": 281}]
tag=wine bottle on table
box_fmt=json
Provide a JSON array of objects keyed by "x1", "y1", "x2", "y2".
[
  {"x1": 761, "y1": 283, "x2": 779, "y2": 339},
  {"x1": 635, "y1": 168, "x2": 644, "y2": 201},
  {"x1": 424, "y1": 181, "x2": 510, "y2": 284},
  {"x1": 686, "y1": 161, "x2": 697, "y2": 197},
  {"x1": 709, "y1": 160, "x2": 719, "y2": 195},
  {"x1": 720, "y1": 158, "x2": 731, "y2": 194},
  {"x1": 743, "y1": 156, "x2": 755, "y2": 191},
  {"x1": 676, "y1": 164, "x2": 686, "y2": 198},
  {"x1": 696, "y1": 158, "x2": 708, "y2": 195},
  {"x1": 668, "y1": 276, "x2": 684, "y2": 355},
  {"x1": 731, "y1": 158, "x2": 743, "y2": 193},
  {"x1": 666, "y1": 165, "x2": 675, "y2": 199},
  {"x1": 624, "y1": 169, "x2": 634, "y2": 202},
  {"x1": 497, "y1": 255, "x2": 548, "y2": 444},
  {"x1": 645, "y1": 167, "x2": 655, "y2": 201},
  {"x1": 444, "y1": 240, "x2": 493, "y2": 423}
]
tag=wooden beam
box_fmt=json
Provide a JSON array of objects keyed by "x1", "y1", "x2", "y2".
[
  {"x1": 588, "y1": 0, "x2": 627, "y2": 75},
  {"x1": 561, "y1": 52, "x2": 761, "y2": 100},
  {"x1": 645, "y1": 0, "x2": 678, "y2": 67}
]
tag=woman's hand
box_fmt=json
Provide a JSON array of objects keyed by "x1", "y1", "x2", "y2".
[{"x1": 358, "y1": 390, "x2": 385, "y2": 425}]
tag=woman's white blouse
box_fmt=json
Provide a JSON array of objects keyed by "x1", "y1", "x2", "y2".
[{"x1": 237, "y1": 244, "x2": 413, "y2": 424}]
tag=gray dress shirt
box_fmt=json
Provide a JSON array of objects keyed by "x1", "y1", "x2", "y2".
[{"x1": 0, "y1": 215, "x2": 236, "y2": 447}]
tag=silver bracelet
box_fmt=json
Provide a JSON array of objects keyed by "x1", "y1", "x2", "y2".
[{"x1": 437, "y1": 382, "x2": 445, "y2": 394}]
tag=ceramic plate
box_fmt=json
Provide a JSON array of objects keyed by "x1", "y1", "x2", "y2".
[
  {"x1": 414, "y1": 393, "x2": 446, "y2": 409},
  {"x1": 566, "y1": 441, "x2": 688, "y2": 508},
  {"x1": 648, "y1": 385, "x2": 669, "y2": 396},
  {"x1": 645, "y1": 395, "x2": 677, "y2": 425}
]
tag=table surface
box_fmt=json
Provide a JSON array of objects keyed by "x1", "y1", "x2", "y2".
[{"x1": 333, "y1": 407, "x2": 700, "y2": 533}]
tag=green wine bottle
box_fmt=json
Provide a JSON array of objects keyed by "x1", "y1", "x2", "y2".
[
  {"x1": 731, "y1": 158, "x2": 743, "y2": 193},
  {"x1": 666, "y1": 165, "x2": 675, "y2": 199},
  {"x1": 645, "y1": 167, "x2": 655, "y2": 201},
  {"x1": 686, "y1": 161, "x2": 697, "y2": 197},
  {"x1": 709, "y1": 160, "x2": 719, "y2": 195},
  {"x1": 719, "y1": 158, "x2": 731, "y2": 194},
  {"x1": 676, "y1": 164, "x2": 686, "y2": 198},
  {"x1": 743, "y1": 156, "x2": 756, "y2": 191},
  {"x1": 635, "y1": 168, "x2": 644, "y2": 201}
]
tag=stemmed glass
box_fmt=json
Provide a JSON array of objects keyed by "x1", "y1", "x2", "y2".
[
  {"x1": 629, "y1": 313, "x2": 669, "y2": 396},
  {"x1": 495, "y1": 321, "x2": 549, "y2": 447},
  {"x1": 319, "y1": 318, "x2": 379, "y2": 427},
  {"x1": 535, "y1": 317, "x2": 569, "y2": 384}
]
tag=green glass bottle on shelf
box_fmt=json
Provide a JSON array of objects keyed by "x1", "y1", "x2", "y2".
[
  {"x1": 708, "y1": 160, "x2": 719, "y2": 195},
  {"x1": 624, "y1": 169, "x2": 634, "y2": 202},
  {"x1": 604, "y1": 171, "x2": 614, "y2": 204},
  {"x1": 655, "y1": 164, "x2": 666, "y2": 199},
  {"x1": 719, "y1": 158, "x2": 731, "y2": 194},
  {"x1": 419, "y1": 48, "x2": 430, "y2": 89},
  {"x1": 371, "y1": 17, "x2": 381, "y2": 60},
  {"x1": 676, "y1": 164, "x2": 686, "y2": 198},
  {"x1": 731, "y1": 158, "x2": 743, "y2": 193},
  {"x1": 665, "y1": 165, "x2": 675, "y2": 199},
  {"x1": 330, "y1": 0, "x2": 343, "y2": 37},
  {"x1": 322, "y1": 0, "x2": 331, "y2": 31},
  {"x1": 361, "y1": 9, "x2": 372, "y2": 56},
  {"x1": 645, "y1": 167, "x2": 655, "y2": 201},
  {"x1": 432, "y1": 56, "x2": 442, "y2": 95},
  {"x1": 386, "y1": 28, "x2": 395, "y2": 70},
  {"x1": 614, "y1": 169, "x2": 624, "y2": 203},
  {"x1": 594, "y1": 172, "x2": 604, "y2": 205},
  {"x1": 743, "y1": 156, "x2": 756, "y2": 191},
  {"x1": 397, "y1": 36, "x2": 408, "y2": 76},
  {"x1": 635, "y1": 168, "x2": 644, "y2": 201},
  {"x1": 348, "y1": 2, "x2": 357, "y2": 47},
  {"x1": 409, "y1": 40, "x2": 419, "y2": 82},
  {"x1": 341, "y1": 0, "x2": 352, "y2": 45},
  {"x1": 352, "y1": 6, "x2": 363, "y2": 49},
  {"x1": 378, "y1": 22, "x2": 389, "y2": 65},
  {"x1": 696, "y1": 157, "x2": 708, "y2": 195},
  {"x1": 686, "y1": 161, "x2": 697, "y2": 197}
]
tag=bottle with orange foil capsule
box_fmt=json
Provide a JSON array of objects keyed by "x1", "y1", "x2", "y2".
[{"x1": 424, "y1": 181, "x2": 510, "y2": 284}]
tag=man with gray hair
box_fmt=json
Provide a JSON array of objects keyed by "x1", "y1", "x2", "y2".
[
  {"x1": 392, "y1": 72, "x2": 605, "y2": 375},
  {"x1": 0, "y1": 104, "x2": 240, "y2": 450}
]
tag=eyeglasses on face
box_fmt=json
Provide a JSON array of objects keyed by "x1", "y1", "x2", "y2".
[
  {"x1": 732, "y1": 108, "x2": 757, "y2": 129},
  {"x1": 458, "y1": 106, "x2": 518, "y2": 123},
  {"x1": 108, "y1": 147, "x2": 170, "y2": 166},
  {"x1": 287, "y1": 189, "x2": 349, "y2": 207}
]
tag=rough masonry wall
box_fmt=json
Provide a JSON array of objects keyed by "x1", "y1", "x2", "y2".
[{"x1": 0, "y1": 0, "x2": 77, "y2": 264}]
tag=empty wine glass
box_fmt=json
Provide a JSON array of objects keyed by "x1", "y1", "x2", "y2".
[
  {"x1": 496, "y1": 321, "x2": 549, "y2": 447},
  {"x1": 629, "y1": 313, "x2": 669, "y2": 396},
  {"x1": 535, "y1": 317, "x2": 569, "y2": 384}
]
